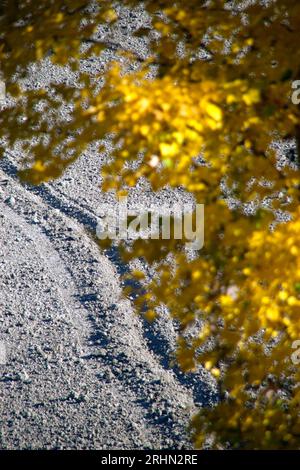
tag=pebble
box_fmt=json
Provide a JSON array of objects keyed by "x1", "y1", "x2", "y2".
[{"x1": 5, "y1": 195, "x2": 16, "y2": 206}]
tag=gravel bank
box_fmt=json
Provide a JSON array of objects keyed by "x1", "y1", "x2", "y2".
[{"x1": 0, "y1": 4, "x2": 217, "y2": 449}]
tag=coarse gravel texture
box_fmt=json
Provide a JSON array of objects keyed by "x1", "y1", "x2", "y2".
[{"x1": 0, "y1": 4, "x2": 218, "y2": 450}]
